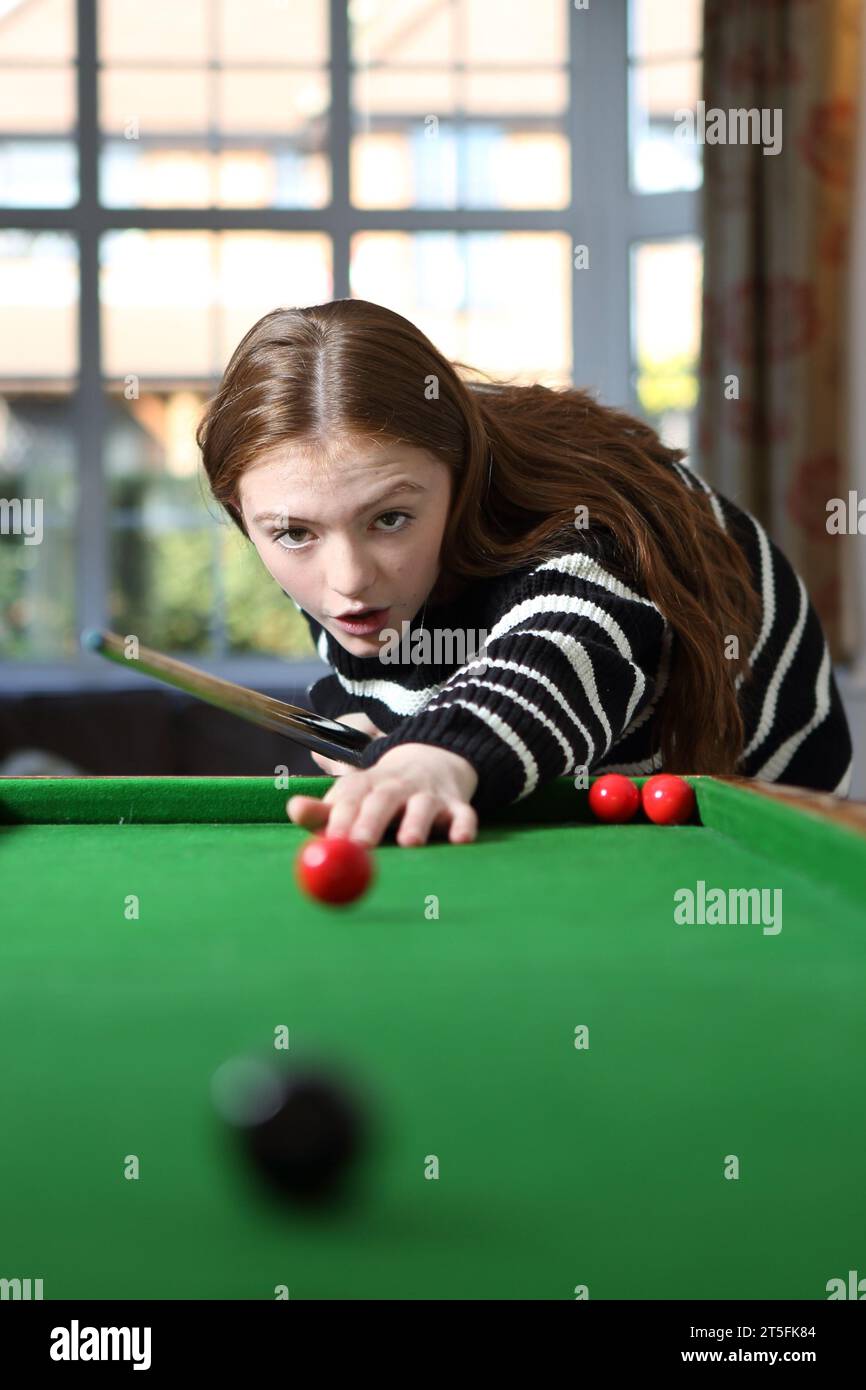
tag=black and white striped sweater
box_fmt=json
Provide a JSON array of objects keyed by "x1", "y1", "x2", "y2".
[{"x1": 295, "y1": 464, "x2": 853, "y2": 813}]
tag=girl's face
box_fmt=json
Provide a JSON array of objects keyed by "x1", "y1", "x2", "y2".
[{"x1": 237, "y1": 437, "x2": 453, "y2": 654}]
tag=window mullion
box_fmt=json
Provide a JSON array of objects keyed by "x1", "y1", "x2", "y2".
[
  {"x1": 74, "y1": 0, "x2": 108, "y2": 646},
  {"x1": 330, "y1": 0, "x2": 351, "y2": 298}
]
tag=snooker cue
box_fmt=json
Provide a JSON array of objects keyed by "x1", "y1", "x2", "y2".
[{"x1": 80, "y1": 629, "x2": 373, "y2": 768}]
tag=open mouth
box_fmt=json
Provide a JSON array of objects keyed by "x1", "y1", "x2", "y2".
[{"x1": 334, "y1": 607, "x2": 390, "y2": 628}]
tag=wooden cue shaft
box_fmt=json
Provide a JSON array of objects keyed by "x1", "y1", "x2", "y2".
[{"x1": 80, "y1": 629, "x2": 373, "y2": 767}]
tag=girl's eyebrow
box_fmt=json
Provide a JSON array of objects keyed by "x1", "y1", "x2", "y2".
[{"x1": 253, "y1": 479, "x2": 426, "y2": 527}]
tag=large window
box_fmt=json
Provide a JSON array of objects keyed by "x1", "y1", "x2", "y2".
[{"x1": 0, "y1": 0, "x2": 702, "y2": 676}]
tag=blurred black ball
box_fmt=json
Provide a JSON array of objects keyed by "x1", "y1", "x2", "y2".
[{"x1": 238, "y1": 1069, "x2": 364, "y2": 1206}]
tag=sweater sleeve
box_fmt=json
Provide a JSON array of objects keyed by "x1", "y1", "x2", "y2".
[{"x1": 355, "y1": 551, "x2": 669, "y2": 813}]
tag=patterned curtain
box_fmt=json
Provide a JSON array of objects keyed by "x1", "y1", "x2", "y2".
[{"x1": 698, "y1": 0, "x2": 864, "y2": 657}]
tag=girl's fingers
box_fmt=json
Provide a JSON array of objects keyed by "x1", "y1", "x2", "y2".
[
  {"x1": 287, "y1": 783, "x2": 478, "y2": 850},
  {"x1": 287, "y1": 776, "x2": 355, "y2": 829},
  {"x1": 395, "y1": 792, "x2": 441, "y2": 847},
  {"x1": 325, "y1": 784, "x2": 394, "y2": 843},
  {"x1": 286, "y1": 794, "x2": 331, "y2": 829},
  {"x1": 411, "y1": 800, "x2": 477, "y2": 845},
  {"x1": 446, "y1": 801, "x2": 479, "y2": 844}
]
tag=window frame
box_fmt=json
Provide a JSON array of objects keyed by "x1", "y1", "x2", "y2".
[{"x1": 0, "y1": 0, "x2": 701, "y2": 691}]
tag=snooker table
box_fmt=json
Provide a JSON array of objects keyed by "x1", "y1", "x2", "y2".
[{"x1": 1, "y1": 772, "x2": 865, "y2": 1302}]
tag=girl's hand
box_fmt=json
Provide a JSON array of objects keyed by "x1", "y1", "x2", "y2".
[
  {"x1": 309, "y1": 712, "x2": 386, "y2": 777},
  {"x1": 288, "y1": 742, "x2": 480, "y2": 848}
]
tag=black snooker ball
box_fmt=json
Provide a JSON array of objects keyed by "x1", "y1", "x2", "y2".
[{"x1": 218, "y1": 1062, "x2": 364, "y2": 1206}]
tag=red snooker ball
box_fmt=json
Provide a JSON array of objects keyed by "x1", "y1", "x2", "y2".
[
  {"x1": 588, "y1": 773, "x2": 640, "y2": 824},
  {"x1": 296, "y1": 834, "x2": 374, "y2": 906},
  {"x1": 641, "y1": 774, "x2": 696, "y2": 826}
]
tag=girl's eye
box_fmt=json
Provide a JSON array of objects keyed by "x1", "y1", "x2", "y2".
[
  {"x1": 274, "y1": 510, "x2": 412, "y2": 550},
  {"x1": 276, "y1": 527, "x2": 312, "y2": 549},
  {"x1": 374, "y1": 510, "x2": 411, "y2": 533}
]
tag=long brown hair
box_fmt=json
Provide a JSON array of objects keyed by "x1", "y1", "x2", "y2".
[{"x1": 197, "y1": 298, "x2": 761, "y2": 773}]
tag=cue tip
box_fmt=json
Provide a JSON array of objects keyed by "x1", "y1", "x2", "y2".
[{"x1": 79, "y1": 627, "x2": 105, "y2": 653}]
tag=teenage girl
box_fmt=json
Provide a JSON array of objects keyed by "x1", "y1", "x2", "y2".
[{"x1": 197, "y1": 300, "x2": 853, "y2": 849}]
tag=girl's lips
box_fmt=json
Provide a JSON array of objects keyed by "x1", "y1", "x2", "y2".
[{"x1": 333, "y1": 607, "x2": 390, "y2": 633}]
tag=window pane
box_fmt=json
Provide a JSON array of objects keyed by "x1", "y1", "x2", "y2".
[
  {"x1": 0, "y1": 140, "x2": 78, "y2": 209},
  {"x1": 100, "y1": 68, "x2": 211, "y2": 134},
  {"x1": 216, "y1": 233, "x2": 331, "y2": 363},
  {"x1": 109, "y1": 524, "x2": 215, "y2": 651},
  {"x1": 630, "y1": 58, "x2": 702, "y2": 193},
  {"x1": 100, "y1": 0, "x2": 329, "y2": 64},
  {"x1": 0, "y1": 0, "x2": 75, "y2": 61},
  {"x1": 350, "y1": 0, "x2": 565, "y2": 66},
  {"x1": 0, "y1": 0, "x2": 77, "y2": 207},
  {"x1": 629, "y1": 0, "x2": 702, "y2": 60},
  {"x1": 351, "y1": 0, "x2": 453, "y2": 64},
  {"x1": 101, "y1": 231, "x2": 214, "y2": 378},
  {"x1": 0, "y1": 224, "x2": 77, "y2": 659},
  {"x1": 223, "y1": 529, "x2": 316, "y2": 657},
  {"x1": 100, "y1": 230, "x2": 332, "y2": 379},
  {"x1": 353, "y1": 68, "x2": 457, "y2": 116},
  {"x1": 465, "y1": 70, "x2": 567, "y2": 117},
  {"x1": 0, "y1": 391, "x2": 78, "y2": 659},
  {"x1": 628, "y1": 0, "x2": 702, "y2": 195},
  {"x1": 100, "y1": 68, "x2": 332, "y2": 209},
  {"x1": 350, "y1": 0, "x2": 568, "y2": 209},
  {"x1": 109, "y1": 509, "x2": 318, "y2": 657},
  {"x1": 350, "y1": 231, "x2": 572, "y2": 384},
  {"x1": 219, "y1": 69, "x2": 329, "y2": 135},
  {"x1": 216, "y1": 146, "x2": 329, "y2": 209},
  {"x1": 98, "y1": 2, "x2": 331, "y2": 209},
  {"x1": 0, "y1": 230, "x2": 78, "y2": 381},
  {"x1": 106, "y1": 386, "x2": 212, "y2": 650},
  {"x1": 352, "y1": 119, "x2": 568, "y2": 210},
  {"x1": 101, "y1": 145, "x2": 213, "y2": 209},
  {"x1": 630, "y1": 238, "x2": 702, "y2": 455},
  {"x1": 105, "y1": 387, "x2": 315, "y2": 657},
  {"x1": 464, "y1": 0, "x2": 566, "y2": 65},
  {"x1": 98, "y1": 0, "x2": 210, "y2": 62},
  {"x1": 1, "y1": 69, "x2": 76, "y2": 130},
  {"x1": 218, "y1": 0, "x2": 328, "y2": 64},
  {"x1": 348, "y1": 83, "x2": 572, "y2": 208},
  {"x1": 101, "y1": 140, "x2": 330, "y2": 211}
]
